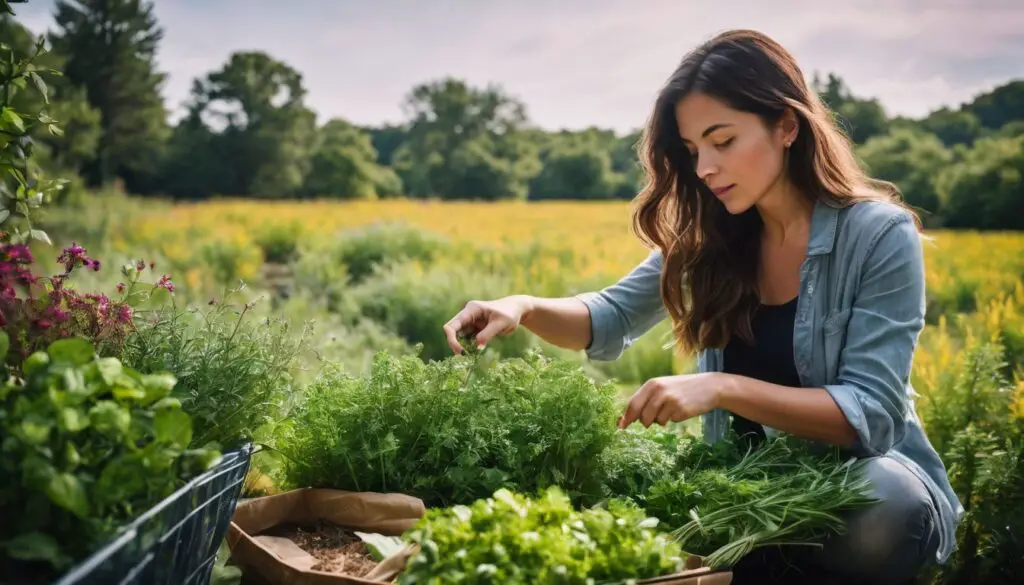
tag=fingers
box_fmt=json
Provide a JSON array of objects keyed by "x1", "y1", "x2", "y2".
[
  {"x1": 443, "y1": 303, "x2": 483, "y2": 354},
  {"x1": 474, "y1": 317, "x2": 510, "y2": 348},
  {"x1": 619, "y1": 380, "x2": 657, "y2": 429}
]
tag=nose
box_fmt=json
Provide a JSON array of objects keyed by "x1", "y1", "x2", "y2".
[{"x1": 695, "y1": 148, "x2": 718, "y2": 180}]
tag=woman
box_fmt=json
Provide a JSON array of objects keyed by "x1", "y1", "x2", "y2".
[{"x1": 442, "y1": 29, "x2": 961, "y2": 584}]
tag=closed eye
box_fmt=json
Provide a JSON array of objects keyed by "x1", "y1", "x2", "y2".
[{"x1": 715, "y1": 137, "x2": 735, "y2": 150}]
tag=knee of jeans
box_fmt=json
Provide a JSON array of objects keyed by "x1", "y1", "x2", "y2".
[{"x1": 820, "y1": 458, "x2": 937, "y2": 581}]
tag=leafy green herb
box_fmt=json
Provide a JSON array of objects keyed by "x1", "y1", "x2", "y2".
[
  {"x1": 397, "y1": 486, "x2": 686, "y2": 584},
  {"x1": 0, "y1": 336, "x2": 222, "y2": 583},
  {"x1": 277, "y1": 350, "x2": 620, "y2": 507},
  {"x1": 644, "y1": 435, "x2": 879, "y2": 568}
]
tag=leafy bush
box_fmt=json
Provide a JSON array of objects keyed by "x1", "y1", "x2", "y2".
[
  {"x1": 349, "y1": 261, "x2": 534, "y2": 361},
  {"x1": 331, "y1": 221, "x2": 450, "y2": 284},
  {"x1": 253, "y1": 220, "x2": 304, "y2": 264},
  {"x1": 121, "y1": 293, "x2": 307, "y2": 450},
  {"x1": 0, "y1": 337, "x2": 221, "y2": 583},
  {"x1": 397, "y1": 486, "x2": 686, "y2": 584},
  {"x1": 277, "y1": 350, "x2": 620, "y2": 507}
]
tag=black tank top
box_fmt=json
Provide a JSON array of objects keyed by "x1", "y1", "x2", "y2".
[{"x1": 722, "y1": 296, "x2": 801, "y2": 449}]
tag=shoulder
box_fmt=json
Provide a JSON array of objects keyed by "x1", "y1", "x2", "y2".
[{"x1": 835, "y1": 199, "x2": 922, "y2": 260}]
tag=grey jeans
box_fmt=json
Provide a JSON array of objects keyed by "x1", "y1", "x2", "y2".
[{"x1": 815, "y1": 455, "x2": 943, "y2": 584}]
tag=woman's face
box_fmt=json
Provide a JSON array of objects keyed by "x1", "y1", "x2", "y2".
[{"x1": 674, "y1": 92, "x2": 794, "y2": 214}]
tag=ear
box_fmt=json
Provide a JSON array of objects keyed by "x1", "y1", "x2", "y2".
[{"x1": 778, "y1": 108, "x2": 799, "y2": 147}]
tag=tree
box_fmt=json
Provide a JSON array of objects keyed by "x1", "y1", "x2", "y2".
[
  {"x1": 302, "y1": 118, "x2": 402, "y2": 198},
  {"x1": 857, "y1": 128, "x2": 953, "y2": 224},
  {"x1": 813, "y1": 72, "x2": 889, "y2": 144},
  {"x1": 965, "y1": 80, "x2": 1024, "y2": 131},
  {"x1": 48, "y1": 0, "x2": 169, "y2": 192},
  {"x1": 937, "y1": 135, "x2": 1024, "y2": 230},
  {"x1": 920, "y1": 107, "x2": 982, "y2": 147},
  {"x1": 168, "y1": 51, "x2": 317, "y2": 198},
  {"x1": 392, "y1": 77, "x2": 539, "y2": 199},
  {"x1": 529, "y1": 143, "x2": 621, "y2": 200}
]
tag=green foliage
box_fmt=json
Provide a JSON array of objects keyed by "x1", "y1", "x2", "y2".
[
  {"x1": 529, "y1": 143, "x2": 623, "y2": 199},
  {"x1": 277, "y1": 350, "x2": 621, "y2": 507},
  {"x1": 120, "y1": 293, "x2": 308, "y2": 450},
  {"x1": 330, "y1": 221, "x2": 451, "y2": 284},
  {"x1": 0, "y1": 27, "x2": 68, "y2": 245},
  {"x1": 397, "y1": 486, "x2": 686, "y2": 584},
  {"x1": 917, "y1": 341, "x2": 1024, "y2": 583},
  {"x1": 349, "y1": 261, "x2": 534, "y2": 361},
  {"x1": 49, "y1": 0, "x2": 169, "y2": 191},
  {"x1": 813, "y1": 72, "x2": 890, "y2": 144},
  {"x1": 857, "y1": 127, "x2": 953, "y2": 222},
  {"x1": 253, "y1": 219, "x2": 303, "y2": 264},
  {"x1": 165, "y1": 50, "x2": 317, "y2": 199},
  {"x1": 0, "y1": 336, "x2": 221, "y2": 583},
  {"x1": 392, "y1": 77, "x2": 540, "y2": 200},
  {"x1": 302, "y1": 118, "x2": 402, "y2": 198},
  {"x1": 643, "y1": 436, "x2": 878, "y2": 569},
  {"x1": 937, "y1": 134, "x2": 1024, "y2": 230}
]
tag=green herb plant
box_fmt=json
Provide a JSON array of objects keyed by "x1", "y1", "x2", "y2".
[
  {"x1": 277, "y1": 349, "x2": 621, "y2": 507},
  {"x1": 0, "y1": 336, "x2": 222, "y2": 583},
  {"x1": 644, "y1": 436, "x2": 879, "y2": 568},
  {"x1": 397, "y1": 486, "x2": 686, "y2": 584}
]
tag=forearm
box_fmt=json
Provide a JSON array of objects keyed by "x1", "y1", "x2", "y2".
[
  {"x1": 518, "y1": 295, "x2": 594, "y2": 351},
  {"x1": 718, "y1": 374, "x2": 858, "y2": 447}
]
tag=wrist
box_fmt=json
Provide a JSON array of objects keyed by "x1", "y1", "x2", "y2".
[
  {"x1": 514, "y1": 295, "x2": 537, "y2": 324},
  {"x1": 715, "y1": 373, "x2": 741, "y2": 410}
]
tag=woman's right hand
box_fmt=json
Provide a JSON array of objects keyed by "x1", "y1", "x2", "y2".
[{"x1": 443, "y1": 295, "x2": 533, "y2": 354}]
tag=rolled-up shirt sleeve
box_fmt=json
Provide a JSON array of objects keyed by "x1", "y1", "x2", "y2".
[
  {"x1": 575, "y1": 249, "x2": 667, "y2": 361},
  {"x1": 824, "y1": 214, "x2": 925, "y2": 457}
]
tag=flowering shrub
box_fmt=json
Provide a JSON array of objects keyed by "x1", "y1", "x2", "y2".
[{"x1": 0, "y1": 233, "x2": 174, "y2": 370}]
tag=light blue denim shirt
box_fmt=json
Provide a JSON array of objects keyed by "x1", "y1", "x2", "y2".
[{"x1": 577, "y1": 197, "x2": 964, "y2": 564}]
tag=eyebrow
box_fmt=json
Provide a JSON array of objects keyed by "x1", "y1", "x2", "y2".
[{"x1": 682, "y1": 123, "x2": 734, "y2": 143}]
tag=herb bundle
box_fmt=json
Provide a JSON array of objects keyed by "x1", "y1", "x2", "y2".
[
  {"x1": 397, "y1": 486, "x2": 686, "y2": 584},
  {"x1": 644, "y1": 436, "x2": 879, "y2": 568}
]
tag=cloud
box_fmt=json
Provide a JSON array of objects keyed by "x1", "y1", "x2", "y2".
[{"x1": 10, "y1": 0, "x2": 1023, "y2": 133}]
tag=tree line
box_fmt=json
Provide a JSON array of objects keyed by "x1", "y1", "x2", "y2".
[{"x1": 2, "y1": 0, "x2": 1023, "y2": 229}]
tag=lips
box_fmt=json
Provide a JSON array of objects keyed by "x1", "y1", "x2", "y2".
[{"x1": 711, "y1": 184, "x2": 735, "y2": 197}]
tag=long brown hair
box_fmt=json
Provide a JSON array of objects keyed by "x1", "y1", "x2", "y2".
[{"x1": 631, "y1": 29, "x2": 919, "y2": 356}]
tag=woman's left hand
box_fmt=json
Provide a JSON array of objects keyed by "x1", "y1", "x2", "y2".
[{"x1": 618, "y1": 373, "x2": 732, "y2": 429}]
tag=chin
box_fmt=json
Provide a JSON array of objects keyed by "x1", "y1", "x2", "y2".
[{"x1": 720, "y1": 198, "x2": 756, "y2": 215}]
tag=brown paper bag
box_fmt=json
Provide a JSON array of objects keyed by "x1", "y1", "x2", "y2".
[{"x1": 226, "y1": 488, "x2": 426, "y2": 585}]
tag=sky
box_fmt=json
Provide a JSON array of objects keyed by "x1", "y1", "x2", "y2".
[{"x1": 12, "y1": 0, "x2": 1024, "y2": 134}]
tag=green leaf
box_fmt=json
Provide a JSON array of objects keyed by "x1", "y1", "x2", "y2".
[
  {"x1": 20, "y1": 414, "x2": 52, "y2": 445},
  {"x1": 23, "y1": 350, "x2": 49, "y2": 376},
  {"x1": 48, "y1": 338, "x2": 95, "y2": 366},
  {"x1": 94, "y1": 357, "x2": 123, "y2": 386},
  {"x1": 58, "y1": 407, "x2": 89, "y2": 432},
  {"x1": 28, "y1": 71, "x2": 47, "y2": 103},
  {"x1": 47, "y1": 123, "x2": 63, "y2": 137},
  {"x1": 0, "y1": 330, "x2": 8, "y2": 359},
  {"x1": 141, "y1": 372, "x2": 177, "y2": 404},
  {"x1": 355, "y1": 532, "x2": 406, "y2": 561},
  {"x1": 29, "y1": 228, "x2": 51, "y2": 245},
  {"x1": 155, "y1": 408, "x2": 192, "y2": 448},
  {"x1": 4, "y1": 532, "x2": 63, "y2": 564},
  {"x1": 1, "y1": 107, "x2": 25, "y2": 133},
  {"x1": 46, "y1": 472, "x2": 90, "y2": 519},
  {"x1": 89, "y1": 401, "x2": 131, "y2": 437}
]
